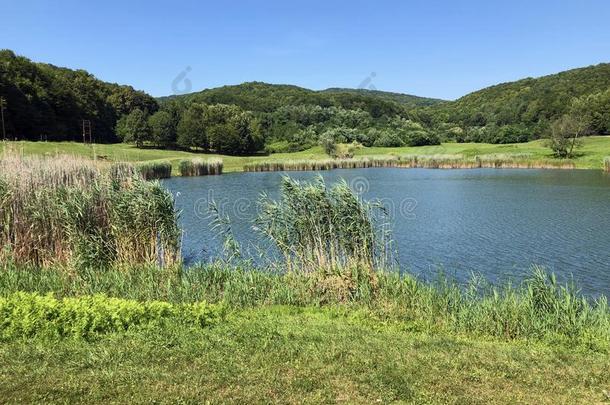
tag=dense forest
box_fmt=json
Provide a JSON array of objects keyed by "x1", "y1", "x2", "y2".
[
  {"x1": 0, "y1": 50, "x2": 157, "y2": 142},
  {"x1": 417, "y1": 63, "x2": 610, "y2": 143},
  {"x1": 2, "y1": 49, "x2": 610, "y2": 155}
]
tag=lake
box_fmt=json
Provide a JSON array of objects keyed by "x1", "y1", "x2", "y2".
[{"x1": 163, "y1": 168, "x2": 610, "y2": 297}]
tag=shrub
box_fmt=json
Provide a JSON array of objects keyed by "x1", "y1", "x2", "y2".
[
  {"x1": 319, "y1": 134, "x2": 337, "y2": 157},
  {"x1": 405, "y1": 130, "x2": 440, "y2": 146}
]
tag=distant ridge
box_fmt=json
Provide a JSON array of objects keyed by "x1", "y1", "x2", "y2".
[{"x1": 321, "y1": 88, "x2": 446, "y2": 107}]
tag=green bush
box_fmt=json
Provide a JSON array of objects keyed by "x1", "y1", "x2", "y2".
[{"x1": 0, "y1": 292, "x2": 223, "y2": 340}]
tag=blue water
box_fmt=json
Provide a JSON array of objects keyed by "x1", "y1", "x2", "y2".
[{"x1": 163, "y1": 168, "x2": 610, "y2": 297}]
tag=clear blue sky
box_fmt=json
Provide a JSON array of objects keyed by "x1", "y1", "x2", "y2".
[{"x1": 3, "y1": 0, "x2": 610, "y2": 100}]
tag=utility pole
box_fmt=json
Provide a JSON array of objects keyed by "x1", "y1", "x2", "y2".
[
  {"x1": 0, "y1": 97, "x2": 6, "y2": 140},
  {"x1": 82, "y1": 119, "x2": 92, "y2": 144}
]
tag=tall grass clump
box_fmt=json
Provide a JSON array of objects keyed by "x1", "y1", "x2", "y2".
[
  {"x1": 255, "y1": 176, "x2": 394, "y2": 299},
  {"x1": 604, "y1": 157, "x2": 610, "y2": 172},
  {"x1": 0, "y1": 152, "x2": 180, "y2": 269},
  {"x1": 179, "y1": 158, "x2": 223, "y2": 176},
  {"x1": 137, "y1": 160, "x2": 172, "y2": 180},
  {"x1": 243, "y1": 157, "x2": 400, "y2": 172},
  {"x1": 375, "y1": 266, "x2": 610, "y2": 349}
]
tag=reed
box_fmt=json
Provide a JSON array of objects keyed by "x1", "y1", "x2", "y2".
[
  {"x1": 604, "y1": 157, "x2": 610, "y2": 172},
  {"x1": 243, "y1": 157, "x2": 398, "y2": 172},
  {"x1": 244, "y1": 154, "x2": 576, "y2": 172},
  {"x1": 137, "y1": 160, "x2": 172, "y2": 180},
  {"x1": 255, "y1": 176, "x2": 393, "y2": 278},
  {"x1": 179, "y1": 158, "x2": 223, "y2": 176},
  {"x1": 0, "y1": 152, "x2": 180, "y2": 269}
]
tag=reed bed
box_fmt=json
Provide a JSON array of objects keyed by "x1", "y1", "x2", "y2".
[
  {"x1": 179, "y1": 158, "x2": 223, "y2": 176},
  {"x1": 137, "y1": 161, "x2": 172, "y2": 180},
  {"x1": 604, "y1": 157, "x2": 610, "y2": 172},
  {"x1": 0, "y1": 152, "x2": 180, "y2": 269},
  {"x1": 244, "y1": 154, "x2": 576, "y2": 172}
]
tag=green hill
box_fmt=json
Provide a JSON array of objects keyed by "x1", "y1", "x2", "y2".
[
  {"x1": 0, "y1": 49, "x2": 157, "y2": 142},
  {"x1": 159, "y1": 81, "x2": 410, "y2": 118},
  {"x1": 3, "y1": 48, "x2": 610, "y2": 148},
  {"x1": 421, "y1": 63, "x2": 610, "y2": 142}
]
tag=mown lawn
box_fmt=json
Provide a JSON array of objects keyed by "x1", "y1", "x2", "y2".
[
  {"x1": 2, "y1": 136, "x2": 610, "y2": 172},
  {"x1": 0, "y1": 306, "x2": 608, "y2": 404}
]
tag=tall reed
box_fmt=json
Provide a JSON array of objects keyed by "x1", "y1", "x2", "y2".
[
  {"x1": 179, "y1": 158, "x2": 223, "y2": 176},
  {"x1": 255, "y1": 176, "x2": 393, "y2": 275},
  {"x1": 0, "y1": 152, "x2": 180, "y2": 269},
  {"x1": 244, "y1": 154, "x2": 576, "y2": 172},
  {"x1": 137, "y1": 161, "x2": 172, "y2": 180}
]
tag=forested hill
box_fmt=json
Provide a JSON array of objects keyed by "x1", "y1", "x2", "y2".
[
  {"x1": 0, "y1": 49, "x2": 157, "y2": 142},
  {"x1": 159, "y1": 81, "x2": 413, "y2": 118},
  {"x1": 418, "y1": 63, "x2": 610, "y2": 143},
  {"x1": 321, "y1": 88, "x2": 445, "y2": 108},
  {"x1": 2, "y1": 49, "x2": 609, "y2": 152}
]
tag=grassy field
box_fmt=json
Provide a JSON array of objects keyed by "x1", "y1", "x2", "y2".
[
  {"x1": 1, "y1": 306, "x2": 609, "y2": 404},
  {"x1": 2, "y1": 136, "x2": 610, "y2": 173}
]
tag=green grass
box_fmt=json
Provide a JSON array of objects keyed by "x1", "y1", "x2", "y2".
[
  {"x1": 3, "y1": 136, "x2": 610, "y2": 172},
  {"x1": 1, "y1": 306, "x2": 609, "y2": 404}
]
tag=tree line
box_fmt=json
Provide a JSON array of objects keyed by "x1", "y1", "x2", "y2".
[{"x1": 2, "y1": 49, "x2": 610, "y2": 156}]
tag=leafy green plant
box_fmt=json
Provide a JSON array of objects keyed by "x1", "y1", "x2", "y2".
[{"x1": 0, "y1": 292, "x2": 223, "y2": 340}]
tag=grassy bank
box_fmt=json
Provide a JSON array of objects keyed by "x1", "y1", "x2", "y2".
[
  {"x1": 1, "y1": 306, "x2": 609, "y2": 404},
  {"x1": 2, "y1": 136, "x2": 610, "y2": 172},
  {"x1": 1, "y1": 154, "x2": 609, "y2": 403}
]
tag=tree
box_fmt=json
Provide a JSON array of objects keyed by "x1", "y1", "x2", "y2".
[
  {"x1": 148, "y1": 110, "x2": 176, "y2": 147},
  {"x1": 176, "y1": 103, "x2": 207, "y2": 150},
  {"x1": 546, "y1": 114, "x2": 588, "y2": 158},
  {"x1": 115, "y1": 108, "x2": 150, "y2": 147},
  {"x1": 205, "y1": 104, "x2": 263, "y2": 155},
  {"x1": 107, "y1": 86, "x2": 158, "y2": 117},
  {"x1": 319, "y1": 134, "x2": 337, "y2": 157}
]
